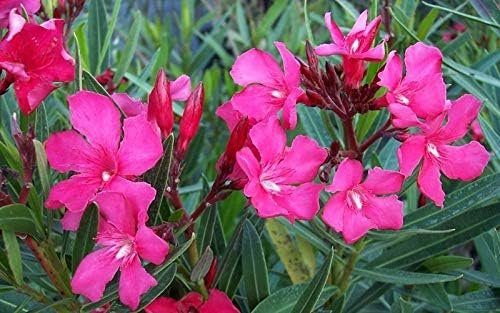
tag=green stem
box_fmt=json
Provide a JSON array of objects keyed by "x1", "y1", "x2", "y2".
[{"x1": 338, "y1": 240, "x2": 366, "y2": 294}]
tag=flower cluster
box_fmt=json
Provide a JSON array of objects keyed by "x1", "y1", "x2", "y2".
[{"x1": 217, "y1": 10, "x2": 489, "y2": 244}]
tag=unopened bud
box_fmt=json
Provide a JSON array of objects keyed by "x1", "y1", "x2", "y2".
[
  {"x1": 148, "y1": 69, "x2": 174, "y2": 137},
  {"x1": 176, "y1": 83, "x2": 204, "y2": 159}
]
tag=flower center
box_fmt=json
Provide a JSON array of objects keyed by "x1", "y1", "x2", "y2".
[
  {"x1": 350, "y1": 39, "x2": 360, "y2": 53},
  {"x1": 271, "y1": 90, "x2": 285, "y2": 99},
  {"x1": 101, "y1": 171, "x2": 112, "y2": 182},
  {"x1": 427, "y1": 143, "x2": 440, "y2": 158},
  {"x1": 115, "y1": 242, "x2": 133, "y2": 260},
  {"x1": 261, "y1": 180, "x2": 281, "y2": 193},
  {"x1": 396, "y1": 94, "x2": 410, "y2": 105},
  {"x1": 347, "y1": 190, "x2": 363, "y2": 210}
]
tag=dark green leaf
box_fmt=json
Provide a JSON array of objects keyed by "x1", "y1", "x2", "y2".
[
  {"x1": 0, "y1": 204, "x2": 43, "y2": 241},
  {"x1": 457, "y1": 269, "x2": 500, "y2": 287},
  {"x1": 82, "y1": 70, "x2": 112, "y2": 96},
  {"x1": 422, "y1": 256, "x2": 473, "y2": 272},
  {"x1": 418, "y1": 283, "x2": 452, "y2": 310},
  {"x1": 190, "y1": 247, "x2": 213, "y2": 282},
  {"x1": 3, "y1": 231, "x2": 23, "y2": 285},
  {"x1": 390, "y1": 297, "x2": 413, "y2": 313},
  {"x1": 355, "y1": 268, "x2": 461, "y2": 285},
  {"x1": 113, "y1": 12, "x2": 142, "y2": 84},
  {"x1": 87, "y1": 0, "x2": 108, "y2": 74},
  {"x1": 72, "y1": 205, "x2": 98, "y2": 271},
  {"x1": 450, "y1": 288, "x2": 500, "y2": 311}
]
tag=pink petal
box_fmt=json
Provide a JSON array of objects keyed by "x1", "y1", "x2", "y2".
[
  {"x1": 378, "y1": 51, "x2": 402, "y2": 91},
  {"x1": 45, "y1": 130, "x2": 95, "y2": 173},
  {"x1": 274, "y1": 183, "x2": 323, "y2": 221},
  {"x1": 436, "y1": 94, "x2": 481, "y2": 143},
  {"x1": 200, "y1": 289, "x2": 239, "y2": 313},
  {"x1": 95, "y1": 192, "x2": 136, "y2": 235},
  {"x1": 351, "y1": 43, "x2": 385, "y2": 61},
  {"x1": 71, "y1": 248, "x2": 121, "y2": 302},
  {"x1": 13, "y1": 78, "x2": 55, "y2": 114},
  {"x1": 275, "y1": 41, "x2": 300, "y2": 88},
  {"x1": 250, "y1": 186, "x2": 289, "y2": 219},
  {"x1": 404, "y1": 42, "x2": 443, "y2": 82},
  {"x1": 322, "y1": 192, "x2": 347, "y2": 233},
  {"x1": 60, "y1": 210, "x2": 85, "y2": 231},
  {"x1": 119, "y1": 256, "x2": 157, "y2": 310},
  {"x1": 363, "y1": 195, "x2": 403, "y2": 230},
  {"x1": 135, "y1": 225, "x2": 169, "y2": 265},
  {"x1": 342, "y1": 208, "x2": 376, "y2": 244},
  {"x1": 282, "y1": 88, "x2": 303, "y2": 129},
  {"x1": 438, "y1": 142, "x2": 489, "y2": 181},
  {"x1": 388, "y1": 103, "x2": 422, "y2": 129},
  {"x1": 314, "y1": 43, "x2": 347, "y2": 56},
  {"x1": 170, "y1": 74, "x2": 191, "y2": 101},
  {"x1": 0, "y1": 1, "x2": 40, "y2": 28},
  {"x1": 278, "y1": 135, "x2": 327, "y2": 184},
  {"x1": 326, "y1": 159, "x2": 364, "y2": 193},
  {"x1": 230, "y1": 48, "x2": 284, "y2": 89},
  {"x1": 417, "y1": 156, "x2": 445, "y2": 207},
  {"x1": 407, "y1": 73, "x2": 446, "y2": 119},
  {"x1": 249, "y1": 117, "x2": 286, "y2": 165},
  {"x1": 361, "y1": 167, "x2": 404, "y2": 195},
  {"x1": 45, "y1": 174, "x2": 100, "y2": 212},
  {"x1": 216, "y1": 101, "x2": 243, "y2": 132},
  {"x1": 236, "y1": 147, "x2": 261, "y2": 183},
  {"x1": 116, "y1": 113, "x2": 163, "y2": 176},
  {"x1": 397, "y1": 135, "x2": 425, "y2": 177},
  {"x1": 6, "y1": 10, "x2": 25, "y2": 39},
  {"x1": 111, "y1": 93, "x2": 145, "y2": 117},
  {"x1": 324, "y1": 12, "x2": 345, "y2": 46},
  {"x1": 69, "y1": 91, "x2": 121, "y2": 154},
  {"x1": 349, "y1": 10, "x2": 368, "y2": 36},
  {"x1": 231, "y1": 85, "x2": 281, "y2": 122},
  {"x1": 144, "y1": 297, "x2": 178, "y2": 313}
]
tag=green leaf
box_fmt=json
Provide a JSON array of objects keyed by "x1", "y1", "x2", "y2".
[
  {"x1": 82, "y1": 70, "x2": 112, "y2": 96},
  {"x1": 3, "y1": 231, "x2": 23, "y2": 285},
  {"x1": 291, "y1": 248, "x2": 334, "y2": 313},
  {"x1": 73, "y1": 34, "x2": 83, "y2": 91},
  {"x1": 235, "y1": 0, "x2": 250, "y2": 44},
  {"x1": 391, "y1": 297, "x2": 413, "y2": 313},
  {"x1": 87, "y1": 0, "x2": 108, "y2": 74},
  {"x1": 96, "y1": 0, "x2": 121, "y2": 72},
  {"x1": 474, "y1": 229, "x2": 500, "y2": 275},
  {"x1": 242, "y1": 220, "x2": 269, "y2": 309},
  {"x1": 197, "y1": 205, "x2": 218, "y2": 252},
  {"x1": 422, "y1": 1, "x2": 500, "y2": 29},
  {"x1": 417, "y1": 8, "x2": 439, "y2": 39},
  {"x1": 456, "y1": 269, "x2": 500, "y2": 287},
  {"x1": 190, "y1": 247, "x2": 213, "y2": 282},
  {"x1": 256, "y1": 0, "x2": 289, "y2": 41},
  {"x1": 72, "y1": 204, "x2": 98, "y2": 271},
  {"x1": 113, "y1": 11, "x2": 142, "y2": 85},
  {"x1": 422, "y1": 256, "x2": 473, "y2": 272},
  {"x1": 355, "y1": 268, "x2": 461, "y2": 285},
  {"x1": 450, "y1": 288, "x2": 500, "y2": 311},
  {"x1": 298, "y1": 106, "x2": 331, "y2": 147},
  {"x1": 0, "y1": 204, "x2": 43, "y2": 241},
  {"x1": 32, "y1": 140, "x2": 50, "y2": 198},
  {"x1": 418, "y1": 283, "x2": 451, "y2": 310},
  {"x1": 252, "y1": 284, "x2": 337, "y2": 313}
]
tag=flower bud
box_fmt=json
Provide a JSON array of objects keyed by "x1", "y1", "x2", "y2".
[
  {"x1": 148, "y1": 69, "x2": 173, "y2": 137},
  {"x1": 176, "y1": 83, "x2": 204, "y2": 158},
  {"x1": 216, "y1": 118, "x2": 250, "y2": 176}
]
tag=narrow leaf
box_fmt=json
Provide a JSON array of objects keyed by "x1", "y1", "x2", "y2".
[
  {"x1": 72, "y1": 204, "x2": 99, "y2": 271},
  {"x1": 3, "y1": 231, "x2": 23, "y2": 285},
  {"x1": 355, "y1": 268, "x2": 461, "y2": 285}
]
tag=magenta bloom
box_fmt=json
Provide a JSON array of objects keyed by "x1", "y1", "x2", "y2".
[
  {"x1": 322, "y1": 159, "x2": 404, "y2": 244},
  {"x1": 236, "y1": 117, "x2": 327, "y2": 221},
  {"x1": 397, "y1": 95, "x2": 490, "y2": 207},
  {"x1": 315, "y1": 11, "x2": 384, "y2": 87},
  {"x1": 71, "y1": 191, "x2": 169, "y2": 310},
  {"x1": 0, "y1": 11, "x2": 74, "y2": 114},
  {"x1": 145, "y1": 289, "x2": 239, "y2": 313},
  {"x1": 229, "y1": 41, "x2": 303, "y2": 129},
  {"x1": 0, "y1": 0, "x2": 40, "y2": 27},
  {"x1": 378, "y1": 43, "x2": 446, "y2": 122},
  {"x1": 45, "y1": 91, "x2": 163, "y2": 230}
]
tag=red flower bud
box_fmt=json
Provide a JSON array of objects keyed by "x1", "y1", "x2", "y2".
[
  {"x1": 147, "y1": 69, "x2": 173, "y2": 137},
  {"x1": 176, "y1": 83, "x2": 204, "y2": 158},
  {"x1": 204, "y1": 257, "x2": 218, "y2": 290},
  {"x1": 216, "y1": 118, "x2": 250, "y2": 176}
]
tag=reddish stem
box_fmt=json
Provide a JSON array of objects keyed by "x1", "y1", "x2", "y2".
[
  {"x1": 342, "y1": 118, "x2": 360, "y2": 159},
  {"x1": 359, "y1": 118, "x2": 392, "y2": 152}
]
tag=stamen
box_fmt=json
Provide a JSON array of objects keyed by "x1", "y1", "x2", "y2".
[
  {"x1": 271, "y1": 90, "x2": 285, "y2": 99},
  {"x1": 427, "y1": 143, "x2": 440, "y2": 158},
  {"x1": 351, "y1": 39, "x2": 360, "y2": 53},
  {"x1": 347, "y1": 190, "x2": 363, "y2": 210},
  {"x1": 261, "y1": 180, "x2": 281, "y2": 193},
  {"x1": 115, "y1": 243, "x2": 132, "y2": 260},
  {"x1": 396, "y1": 94, "x2": 410, "y2": 105},
  {"x1": 101, "y1": 171, "x2": 112, "y2": 182}
]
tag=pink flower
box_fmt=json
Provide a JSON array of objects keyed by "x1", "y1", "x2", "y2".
[
  {"x1": 147, "y1": 70, "x2": 191, "y2": 137},
  {"x1": 229, "y1": 41, "x2": 303, "y2": 129},
  {"x1": 176, "y1": 83, "x2": 204, "y2": 158},
  {"x1": 236, "y1": 117, "x2": 327, "y2": 221},
  {"x1": 470, "y1": 119, "x2": 484, "y2": 142},
  {"x1": 111, "y1": 93, "x2": 146, "y2": 117},
  {"x1": 0, "y1": 11, "x2": 74, "y2": 114},
  {"x1": 315, "y1": 10, "x2": 384, "y2": 87},
  {"x1": 145, "y1": 289, "x2": 239, "y2": 313},
  {"x1": 378, "y1": 43, "x2": 446, "y2": 121},
  {"x1": 322, "y1": 159, "x2": 404, "y2": 244},
  {"x1": 397, "y1": 95, "x2": 490, "y2": 207},
  {"x1": 44, "y1": 91, "x2": 163, "y2": 230},
  {"x1": 0, "y1": 1, "x2": 40, "y2": 28},
  {"x1": 71, "y1": 191, "x2": 169, "y2": 310}
]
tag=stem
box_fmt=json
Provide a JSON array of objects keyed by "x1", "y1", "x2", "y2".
[
  {"x1": 359, "y1": 118, "x2": 392, "y2": 152},
  {"x1": 342, "y1": 118, "x2": 360, "y2": 158},
  {"x1": 383, "y1": 0, "x2": 394, "y2": 47},
  {"x1": 338, "y1": 240, "x2": 365, "y2": 294}
]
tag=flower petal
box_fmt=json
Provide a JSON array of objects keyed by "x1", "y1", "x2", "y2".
[
  {"x1": 322, "y1": 192, "x2": 347, "y2": 233},
  {"x1": 13, "y1": 78, "x2": 55, "y2": 114},
  {"x1": 397, "y1": 135, "x2": 425, "y2": 177},
  {"x1": 282, "y1": 88, "x2": 303, "y2": 129},
  {"x1": 249, "y1": 117, "x2": 286, "y2": 165},
  {"x1": 230, "y1": 48, "x2": 284, "y2": 89},
  {"x1": 144, "y1": 297, "x2": 178, "y2": 313},
  {"x1": 200, "y1": 289, "x2": 239, "y2": 313},
  {"x1": 363, "y1": 195, "x2": 404, "y2": 230},
  {"x1": 250, "y1": 186, "x2": 289, "y2": 219},
  {"x1": 278, "y1": 135, "x2": 327, "y2": 184},
  {"x1": 361, "y1": 167, "x2": 404, "y2": 195},
  {"x1": 95, "y1": 192, "x2": 136, "y2": 235},
  {"x1": 119, "y1": 256, "x2": 157, "y2": 310},
  {"x1": 236, "y1": 147, "x2": 261, "y2": 183},
  {"x1": 111, "y1": 93, "x2": 145, "y2": 117},
  {"x1": 71, "y1": 248, "x2": 120, "y2": 302},
  {"x1": 231, "y1": 85, "x2": 281, "y2": 122},
  {"x1": 417, "y1": 156, "x2": 445, "y2": 207},
  {"x1": 342, "y1": 208, "x2": 376, "y2": 244},
  {"x1": 274, "y1": 183, "x2": 323, "y2": 221},
  {"x1": 324, "y1": 12, "x2": 345, "y2": 46},
  {"x1": 45, "y1": 174, "x2": 100, "y2": 212},
  {"x1": 135, "y1": 226, "x2": 169, "y2": 265},
  {"x1": 351, "y1": 43, "x2": 385, "y2": 61},
  {"x1": 407, "y1": 74, "x2": 446, "y2": 119},
  {"x1": 60, "y1": 210, "x2": 85, "y2": 231},
  {"x1": 436, "y1": 94, "x2": 481, "y2": 143},
  {"x1": 438, "y1": 142, "x2": 489, "y2": 181},
  {"x1": 45, "y1": 130, "x2": 94, "y2": 173},
  {"x1": 404, "y1": 42, "x2": 443, "y2": 82},
  {"x1": 378, "y1": 51, "x2": 402, "y2": 91},
  {"x1": 314, "y1": 43, "x2": 346, "y2": 56},
  {"x1": 388, "y1": 103, "x2": 422, "y2": 129},
  {"x1": 349, "y1": 10, "x2": 368, "y2": 36},
  {"x1": 275, "y1": 41, "x2": 300, "y2": 88},
  {"x1": 326, "y1": 159, "x2": 363, "y2": 193},
  {"x1": 216, "y1": 101, "x2": 243, "y2": 132},
  {"x1": 116, "y1": 113, "x2": 163, "y2": 176},
  {"x1": 170, "y1": 74, "x2": 191, "y2": 101},
  {"x1": 69, "y1": 91, "x2": 121, "y2": 154}
]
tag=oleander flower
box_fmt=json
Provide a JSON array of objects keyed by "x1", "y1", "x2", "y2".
[{"x1": 145, "y1": 289, "x2": 239, "y2": 313}]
